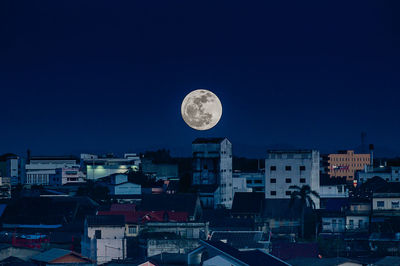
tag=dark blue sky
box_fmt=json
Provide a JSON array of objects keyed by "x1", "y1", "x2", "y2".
[{"x1": 1, "y1": 1, "x2": 399, "y2": 157}]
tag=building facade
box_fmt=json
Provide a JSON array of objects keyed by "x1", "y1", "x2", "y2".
[
  {"x1": 233, "y1": 172, "x2": 265, "y2": 193},
  {"x1": 265, "y1": 150, "x2": 320, "y2": 208},
  {"x1": 192, "y1": 138, "x2": 233, "y2": 209},
  {"x1": 328, "y1": 150, "x2": 370, "y2": 182},
  {"x1": 81, "y1": 215, "x2": 127, "y2": 264},
  {"x1": 357, "y1": 166, "x2": 400, "y2": 184},
  {"x1": 25, "y1": 156, "x2": 79, "y2": 185},
  {"x1": 81, "y1": 153, "x2": 141, "y2": 180}
]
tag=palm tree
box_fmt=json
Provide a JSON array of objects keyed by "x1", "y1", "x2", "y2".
[{"x1": 289, "y1": 185, "x2": 320, "y2": 239}]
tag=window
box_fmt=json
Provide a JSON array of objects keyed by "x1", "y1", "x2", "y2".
[
  {"x1": 300, "y1": 178, "x2": 306, "y2": 183},
  {"x1": 270, "y1": 166, "x2": 276, "y2": 171},
  {"x1": 300, "y1": 166, "x2": 306, "y2": 171},
  {"x1": 392, "y1": 201, "x2": 399, "y2": 209},
  {"x1": 128, "y1": 226, "x2": 137, "y2": 234},
  {"x1": 254, "y1": 180, "x2": 262, "y2": 184},
  {"x1": 285, "y1": 178, "x2": 291, "y2": 183},
  {"x1": 377, "y1": 201, "x2": 384, "y2": 208},
  {"x1": 246, "y1": 180, "x2": 252, "y2": 184},
  {"x1": 358, "y1": 220, "x2": 363, "y2": 228},
  {"x1": 95, "y1": 230, "x2": 102, "y2": 239},
  {"x1": 285, "y1": 166, "x2": 292, "y2": 171},
  {"x1": 270, "y1": 178, "x2": 276, "y2": 183},
  {"x1": 270, "y1": 191, "x2": 276, "y2": 196},
  {"x1": 285, "y1": 191, "x2": 291, "y2": 196},
  {"x1": 337, "y1": 186, "x2": 343, "y2": 193}
]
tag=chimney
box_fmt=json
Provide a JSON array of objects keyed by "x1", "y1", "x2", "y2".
[{"x1": 369, "y1": 144, "x2": 374, "y2": 168}]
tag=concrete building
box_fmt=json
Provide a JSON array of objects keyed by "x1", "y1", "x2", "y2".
[
  {"x1": 141, "y1": 159, "x2": 178, "y2": 181},
  {"x1": 48, "y1": 166, "x2": 86, "y2": 186},
  {"x1": 233, "y1": 171, "x2": 265, "y2": 193},
  {"x1": 265, "y1": 150, "x2": 320, "y2": 208},
  {"x1": 192, "y1": 138, "x2": 233, "y2": 209},
  {"x1": 0, "y1": 154, "x2": 25, "y2": 185},
  {"x1": 328, "y1": 150, "x2": 370, "y2": 182},
  {"x1": 25, "y1": 156, "x2": 79, "y2": 185},
  {"x1": 100, "y1": 173, "x2": 141, "y2": 196},
  {"x1": 81, "y1": 215, "x2": 127, "y2": 264},
  {"x1": 357, "y1": 166, "x2": 400, "y2": 184},
  {"x1": 81, "y1": 153, "x2": 141, "y2": 180},
  {"x1": 232, "y1": 176, "x2": 251, "y2": 194}
]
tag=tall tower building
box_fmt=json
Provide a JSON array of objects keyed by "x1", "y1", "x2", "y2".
[{"x1": 192, "y1": 138, "x2": 233, "y2": 209}]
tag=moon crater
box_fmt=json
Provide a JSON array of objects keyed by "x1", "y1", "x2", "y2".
[{"x1": 181, "y1": 89, "x2": 222, "y2": 130}]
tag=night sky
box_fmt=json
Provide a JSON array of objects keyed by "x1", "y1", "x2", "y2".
[{"x1": 1, "y1": 1, "x2": 400, "y2": 157}]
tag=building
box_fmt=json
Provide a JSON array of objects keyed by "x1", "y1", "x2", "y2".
[
  {"x1": 48, "y1": 166, "x2": 86, "y2": 186},
  {"x1": 233, "y1": 171, "x2": 265, "y2": 193},
  {"x1": 81, "y1": 153, "x2": 141, "y2": 180},
  {"x1": 345, "y1": 199, "x2": 370, "y2": 232},
  {"x1": 98, "y1": 173, "x2": 141, "y2": 196},
  {"x1": 327, "y1": 150, "x2": 370, "y2": 182},
  {"x1": 192, "y1": 138, "x2": 233, "y2": 209},
  {"x1": 0, "y1": 154, "x2": 25, "y2": 185},
  {"x1": 25, "y1": 156, "x2": 80, "y2": 185},
  {"x1": 232, "y1": 175, "x2": 252, "y2": 194},
  {"x1": 187, "y1": 240, "x2": 289, "y2": 266},
  {"x1": 265, "y1": 150, "x2": 320, "y2": 208},
  {"x1": 81, "y1": 215, "x2": 127, "y2": 264},
  {"x1": 357, "y1": 166, "x2": 400, "y2": 184},
  {"x1": 141, "y1": 158, "x2": 178, "y2": 181}
]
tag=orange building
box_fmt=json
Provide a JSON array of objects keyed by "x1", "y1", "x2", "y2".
[{"x1": 328, "y1": 150, "x2": 371, "y2": 181}]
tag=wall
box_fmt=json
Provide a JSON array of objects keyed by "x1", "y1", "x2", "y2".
[
  {"x1": 321, "y1": 217, "x2": 345, "y2": 233},
  {"x1": 373, "y1": 196, "x2": 400, "y2": 210},
  {"x1": 147, "y1": 239, "x2": 200, "y2": 257},
  {"x1": 320, "y1": 185, "x2": 348, "y2": 198},
  {"x1": 346, "y1": 216, "x2": 369, "y2": 230},
  {"x1": 265, "y1": 150, "x2": 320, "y2": 208}
]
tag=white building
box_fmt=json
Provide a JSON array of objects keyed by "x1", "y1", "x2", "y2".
[
  {"x1": 232, "y1": 176, "x2": 252, "y2": 194},
  {"x1": 265, "y1": 150, "x2": 320, "y2": 208},
  {"x1": 25, "y1": 156, "x2": 80, "y2": 185},
  {"x1": 48, "y1": 166, "x2": 86, "y2": 186},
  {"x1": 233, "y1": 171, "x2": 265, "y2": 193},
  {"x1": 101, "y1": 174, "x2": 141, "y2": 196},
  {"x1": 192, "y1": 138, "x2": 233, "y2": 209},
  {"x1": 81, "y1": 215, "x2": 127, "y2": 264},
  {"x1": 81, "y1": 153, "x2": 141, "y2": 180}
]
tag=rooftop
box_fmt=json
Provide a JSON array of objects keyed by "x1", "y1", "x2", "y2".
[
  {"x1": 192, "y1": 138, "x2": 227, "y2": 144},
  {"x1": 86, "y1": 215, "x2": 125, "y2": 227}
]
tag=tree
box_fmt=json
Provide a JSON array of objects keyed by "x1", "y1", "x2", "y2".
[{"x1": 289, "y1": 185, "x2": 320, "y2": 239}]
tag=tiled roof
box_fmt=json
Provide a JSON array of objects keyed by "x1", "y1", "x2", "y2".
[
  {"x1": 139, "y1": 194, "x2": 198, "y2": 216},
  {"x1": 98, "y1": 210, "x2": 188, "y2": 223},
  {"x1": 31, "y1": 248, "x2": 91, "y2": 263}
]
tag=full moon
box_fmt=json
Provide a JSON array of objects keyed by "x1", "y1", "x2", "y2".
[{"x1": 181, "y1": 89, "x2": 222, "y2": 130}]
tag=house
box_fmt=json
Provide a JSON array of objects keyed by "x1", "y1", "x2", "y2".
[
  {"x1": 31, "y1": 248, "x2": 93, "y2": 265},
  {"x1": 231, "y1": 192, "x2": 264, "y2": 219},
  {"x1": 260, "y1": 199, "x2": 303, "y2": 238},
  {"x1": 187, "y1": 240, "x2": 290, "y2": 266},
  {"x1": 81, "y1": 215, "x2": 127, "y2": 264},
  {"x1": 202, "y1": 209, "x2": 255, "y2": 232},
  {"x1": 345, "y1": 199, "x2": 370, "y2": 232},
  {"x1": 138, "y1": 194, "x2": 202, "y2": 221},
  {"x1": 233, "y1": 171, "x2": 265, "y2": 193},
  {"x1": 98, "y1": 173, "x2": 141, "y2": 196}
]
